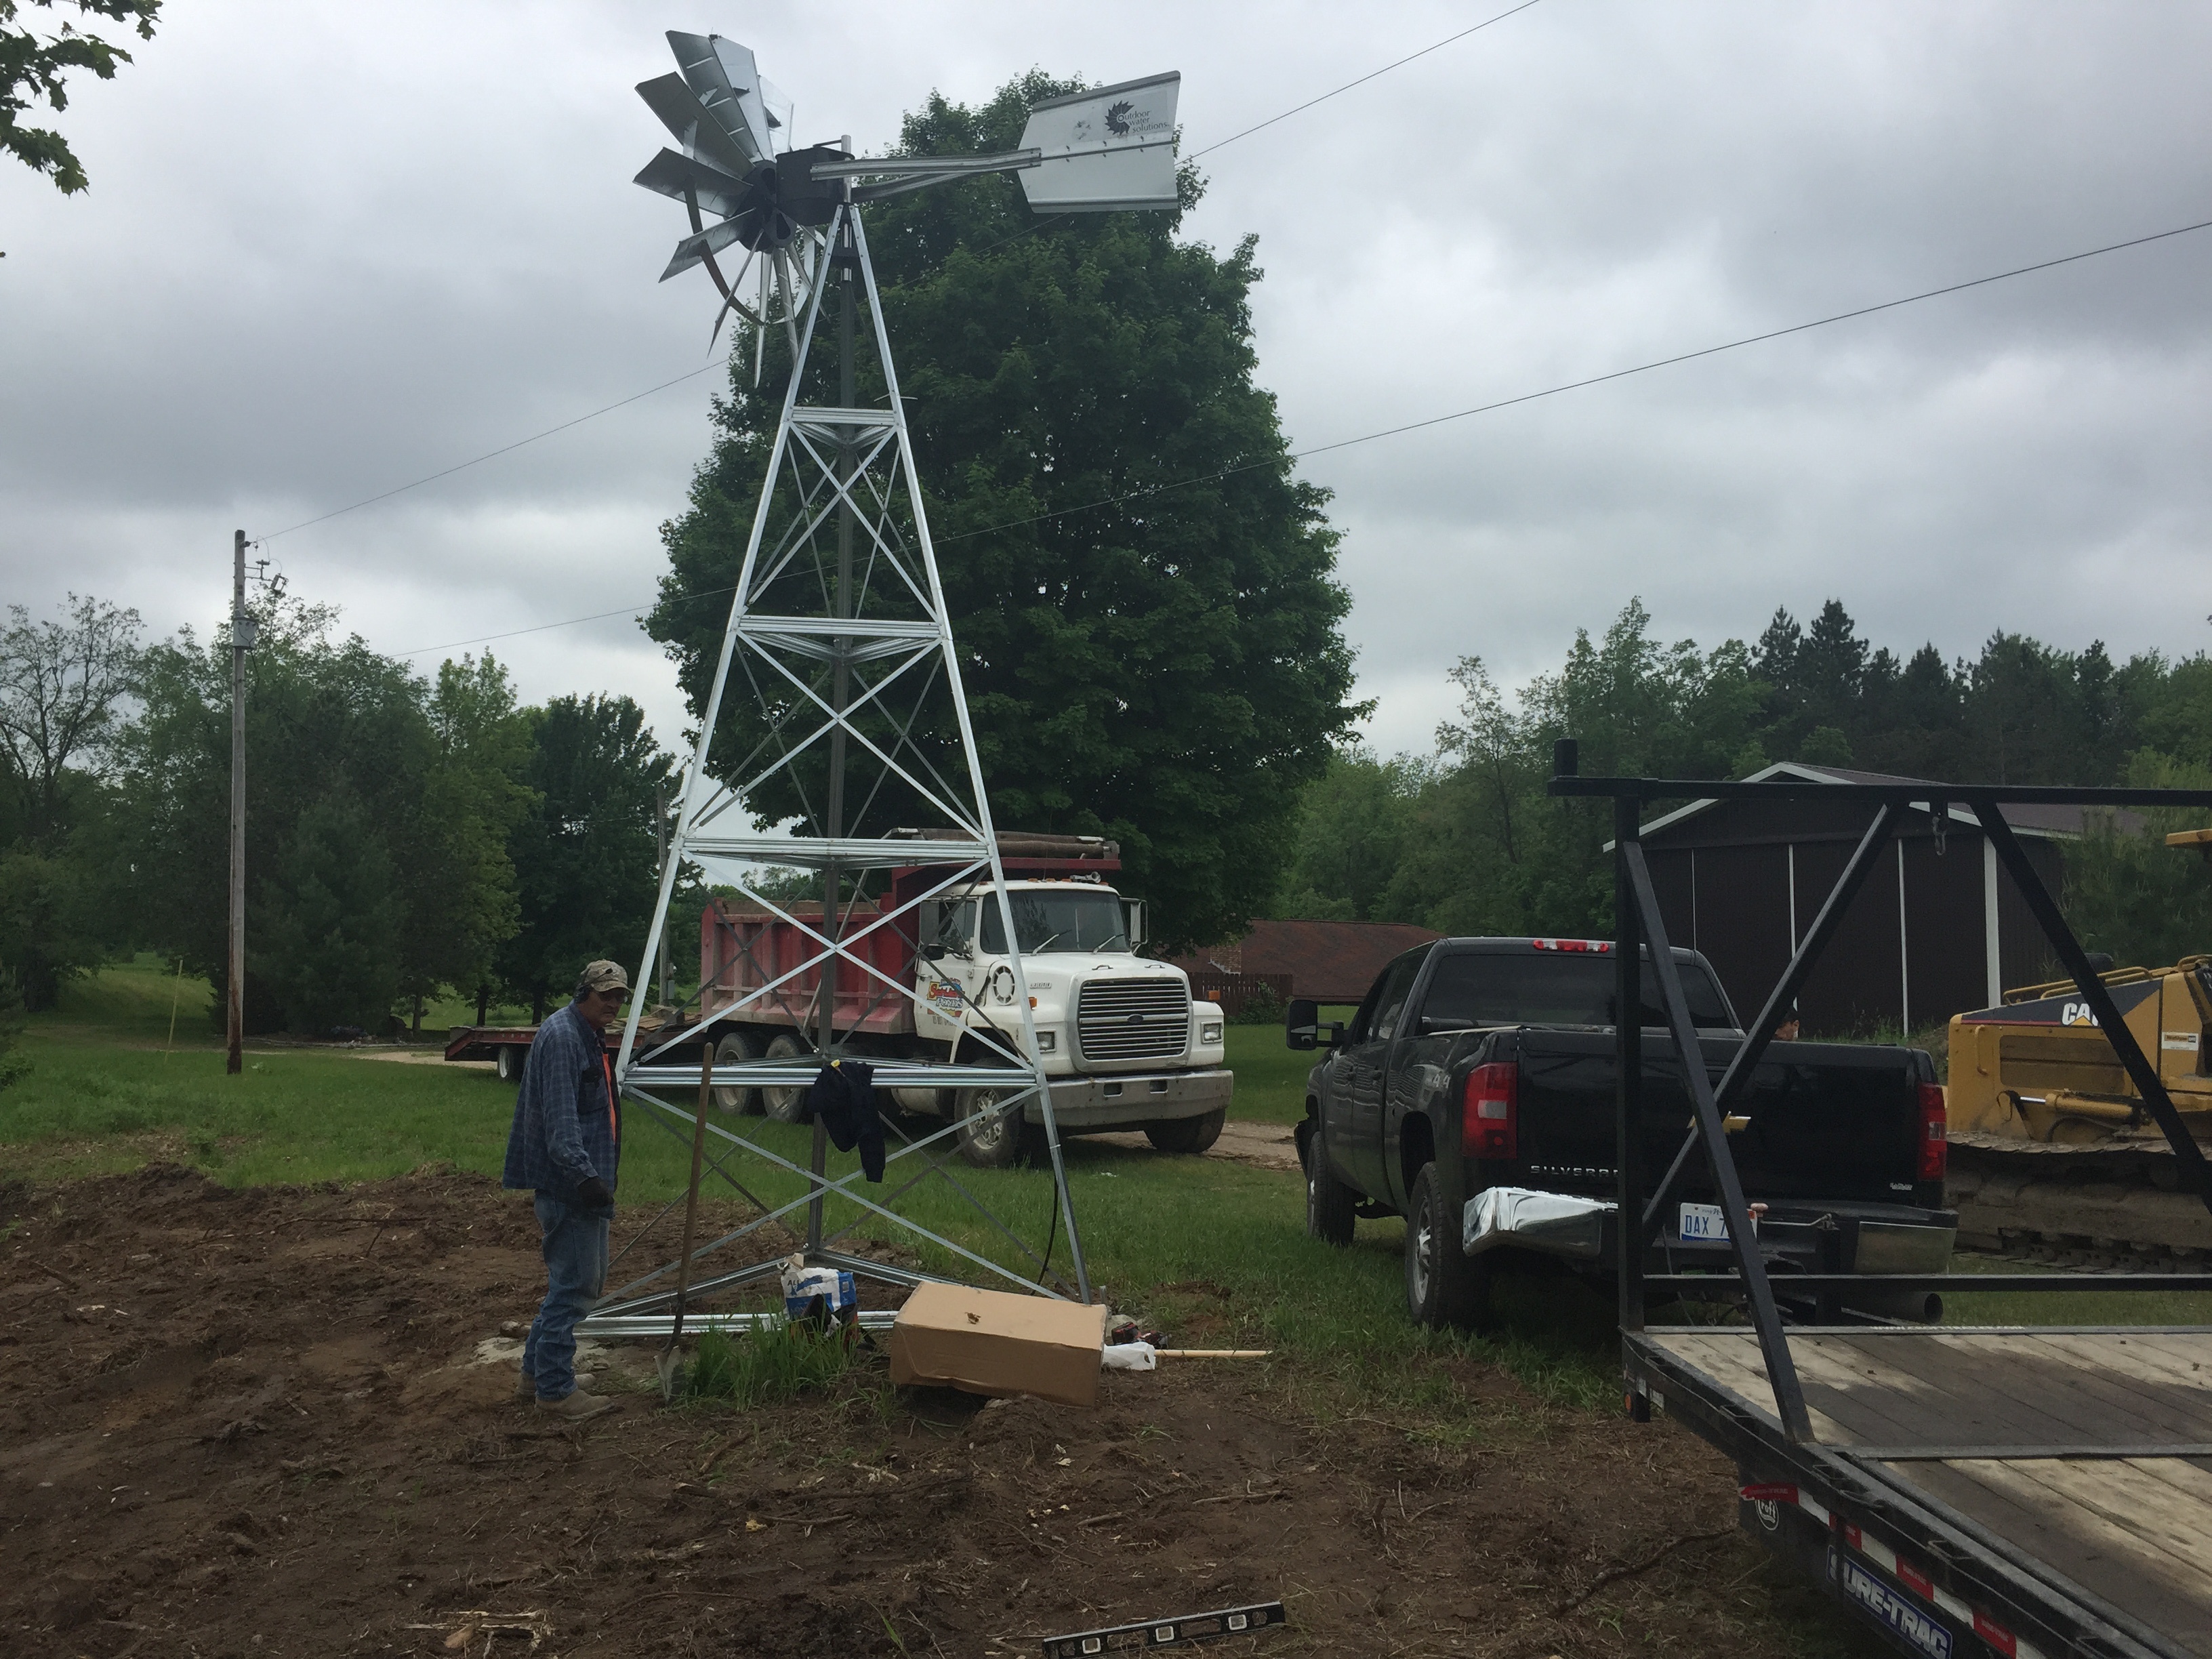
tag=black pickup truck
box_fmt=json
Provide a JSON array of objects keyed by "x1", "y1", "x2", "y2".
[{"x1": 1290, "y1": 937, "x2": 1957, "y2": 1328}]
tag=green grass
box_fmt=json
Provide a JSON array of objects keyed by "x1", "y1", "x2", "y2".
[
  {"x1": 1940, "y1": 1251, "x2": 2212, "y2": 1326},
  {"x1": 1223, "y1": 1025, "x2": 1316, "y2": 1125},
  {"x1": 16, "y1": 964, "x2": 2199, "y2": 1437},
  {"x1": 37, "y1": 952, "x2": 216, "y2": 1045},
  {"x1": 32, "y1": 953, "x2": 539, "y2": 1046},
  {"x1": 684, "y1": 1317, "x2": 863, "y2": 1406},
  {"x1": 1224, "y1": 1006, "x2": 1355, "y2": 1125},
  {"x1": 2, "y1": 970, "x2": 1611, "y2": 1420}
]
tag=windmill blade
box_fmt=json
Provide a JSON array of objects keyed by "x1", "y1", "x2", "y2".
[
  {"x1": 636, "y1": 73, "x2": 756, "y2": 178},
  {"x1": 634, "y1": 147, "x2": 751, "y2": 220},
  {"x1": 661, "y1": 218, "x2": 746, "y2": 283},
  {"x1": 666, "y1": 31, "x2": 775, "y2": 165},
  {"x1": 1018, "y1": 71, "x2": 1181, "y2": 212},
  {"x1": 757, "y1": 76, "x2": 794, "y2": 152},
  {"x1": 708, "y1": 38, "x2": 779, "y2": 161}
]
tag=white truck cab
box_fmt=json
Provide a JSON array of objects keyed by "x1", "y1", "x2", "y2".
[{"x1": 914, "y1": 876, "x2": 1231, "y2": 1161}]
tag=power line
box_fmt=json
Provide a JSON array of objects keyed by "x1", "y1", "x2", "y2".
[
  {"x1": 1187, "y1": 0, "x2": 1547, "y2": 159},
  {"x1": 396, "y1": 593, "x2": 731, "y2": 660},
  {"x1": 394, "y1": 213, "x2": 2212, "y2": 663},
  {"x1": 260, "y1": 17, "x2": 1541, "y2": 547},
  {"x1": 907, "y1": 6, "x2": 1550, "y2": 270},
  {"x1": 254, "y1": 359, "x2": 732, "y2": 544}
]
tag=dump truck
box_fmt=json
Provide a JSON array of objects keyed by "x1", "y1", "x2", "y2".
[
  {"x1": 691, "y1": 834, "x2": 1229, "y2": 1167},
  {"x1": 453, "y1": 832, "x2": 1233, "y2": 1168}
]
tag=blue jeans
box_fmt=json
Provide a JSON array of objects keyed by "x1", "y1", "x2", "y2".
[{"x1": 524, "y1": 1193, "x2": 609, "y2": 1401}]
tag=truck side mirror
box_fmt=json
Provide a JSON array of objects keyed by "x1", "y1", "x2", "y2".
[
  {"x1": 1286, "y1": 998, "x2": 1324, "y2": 1050},
  {"x1": 1122, "y1": 898, "x2": 1147, "y2": 949},
  {"x1": 920, "y1": 942, "x2": 946, "y2": 962}
]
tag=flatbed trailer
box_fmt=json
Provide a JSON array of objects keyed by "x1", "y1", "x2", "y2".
[
  {"x1": 1635, "y1": 1322, "x2": 2212, "y2": 1658},
  {"x1": 444, "y1": 1023, "x2": 620, "y2": 1080},
  {"x1": 1548, "y1": 757, "x2": 2212, "y2": 1659}
]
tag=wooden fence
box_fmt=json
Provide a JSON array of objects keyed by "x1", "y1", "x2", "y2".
[{"x1": 1186, "y1": 972, "x2": 1294, "y2": 1019}]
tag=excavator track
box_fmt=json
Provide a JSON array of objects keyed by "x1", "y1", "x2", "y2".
[{"x1": 1947, "y1": 1130, "x2": 2212, "y2": 1267}]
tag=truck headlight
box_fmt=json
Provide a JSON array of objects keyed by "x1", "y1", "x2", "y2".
[
  {"x1": 1036, "y1": 1029, "x2": 1057, "y2": 1052},
  {"x1": 1200, "y1": 1021, "x2": 1223, "y2": 1044}
]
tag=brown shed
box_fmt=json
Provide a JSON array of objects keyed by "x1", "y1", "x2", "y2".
[
  {"x1": 1170, "y1": 918, "x2": 1443, "y2": 1006},
  {"x1": 1626, "y1": 763, "x2": 2092, "y2": 1038}
]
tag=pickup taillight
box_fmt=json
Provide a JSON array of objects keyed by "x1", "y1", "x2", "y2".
[
  {"x1": 1462, "y1": 1063, "x2": 1517, "y2": 1161},
  {"x1": 1917, "y1": 1082, "x2": 1948, "y2": 1183}
]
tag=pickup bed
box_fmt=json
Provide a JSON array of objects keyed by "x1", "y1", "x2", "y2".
[{"x1": 1290, "y1": 937, "x2": 1957, "y2": 1328}]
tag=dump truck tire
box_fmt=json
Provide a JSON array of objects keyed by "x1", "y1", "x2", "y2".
[
  {"x1": 762, "y1": 1033, "x2": 812, "y2": 1122},
  {"x1": 712, "y1": 1031, "x2": 763, "y2": 1115},
  {"x1": 954, "y1": 1084, "x2": 1043, "y2": 1168},
  {"x1": 1145, "y1": 1109, "x2": 1225, "y2": 1155}
]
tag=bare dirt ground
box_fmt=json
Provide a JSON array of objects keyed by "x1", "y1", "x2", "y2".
[
  {"x1": 0, "y1": 1166, "x2": 1866, "y2": 1659},
  {"x1": 1088, "y1": 1121, "x2": 1301, "y2": 1173}
]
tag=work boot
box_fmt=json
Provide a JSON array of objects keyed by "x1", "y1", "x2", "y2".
[
  {"x1": 516, "y1": 1366, "x2": 594, "y2": 1399},
  {"x1": 537, "y1": 1387, "x2": 617, "y2": 1421}
]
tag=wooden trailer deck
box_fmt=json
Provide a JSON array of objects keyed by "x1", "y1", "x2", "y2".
[{"x1": 1639, "y1": 1326, "x2": 2212, "y2": 1658}]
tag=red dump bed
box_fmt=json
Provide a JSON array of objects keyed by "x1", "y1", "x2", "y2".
[
  {"x1": 701, "y1": 895, "x2": 918, "y2": 1036},
  {"x1": 697, "y1": 844, "x2": 1122, "y2": 1038}
]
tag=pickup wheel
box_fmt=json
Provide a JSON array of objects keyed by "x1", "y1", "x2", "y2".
[
  {"x1": 1144, "y1": 1109, "x2": 1225, "y2": 1155},
  {"x1": 1406, "y1": 1163, "x2": 1492, "y2": 1330},
  {"x1": 1305, "y1": 1126, "x2": 1357, "y2": 1247}
]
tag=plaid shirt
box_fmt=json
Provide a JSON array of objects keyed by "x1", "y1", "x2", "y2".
[{"x1": 501, "y1": 1002, "x2": 621, "y2": 1205}]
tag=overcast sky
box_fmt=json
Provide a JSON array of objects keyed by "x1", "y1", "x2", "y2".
[{"x1": 5, "y1": 0, "x2": 2208, "y2": 764}]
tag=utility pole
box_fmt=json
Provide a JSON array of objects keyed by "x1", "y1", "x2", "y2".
[{"x1": 226, "y1": 529, "x2": 253, "y2": 1074}]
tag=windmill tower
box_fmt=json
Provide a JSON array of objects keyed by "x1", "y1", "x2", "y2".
[{"x1": 595, "y1": 36, "x2": 1182, "y2": 1323}]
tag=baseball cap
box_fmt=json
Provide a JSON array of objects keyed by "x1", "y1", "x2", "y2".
[{"x1": 577, "y1": 960, "x2": 632, "y2": 996}]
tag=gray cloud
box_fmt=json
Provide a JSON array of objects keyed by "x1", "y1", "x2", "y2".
[{"x1": 3, "y1": 0, "x2": 2207, "y2": 764}]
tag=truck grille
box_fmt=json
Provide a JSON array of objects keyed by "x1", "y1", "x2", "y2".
[{"x1": 1077, "y1": 978, "x2": 1190, "y2": 1063}]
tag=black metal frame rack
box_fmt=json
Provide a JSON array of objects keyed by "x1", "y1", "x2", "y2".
[{"x1": 1549, "y1": 748, "x2": 2212, "y2": 1659}]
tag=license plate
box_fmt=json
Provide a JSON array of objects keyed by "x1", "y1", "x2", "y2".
[{"x1": 1678, "y1": 1202, "x2": 1729, "y2": 1243}]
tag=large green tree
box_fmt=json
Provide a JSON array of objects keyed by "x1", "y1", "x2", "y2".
[
  {"x1": 251, "y1": 787, "x2": 403, "y2": 1034},
  {"x1": 1, "y1": 0, "x2": 161, "y2": 194},
  {"x1": 2066, "y1": 752, "x2": 2212, "y2": 968},
  {"x1": 119, "y1": 599, "x2": 535, "y2": 1033},
  {"x1": 398, "y1": 655, "x2": 534, "y2": 1031},
  {"x1": 497, "y1": 694, "x2": 672, "y2": 1021},
  {"x1": 1271, "y1": 594, "x2": 2212, "y2": 951},
  {"x1": 0, "y1": 593, "x2": 142, "y2": 1006},
  {"x1": 648, "y1": 73, "x2": 1359, "y2": 949}
]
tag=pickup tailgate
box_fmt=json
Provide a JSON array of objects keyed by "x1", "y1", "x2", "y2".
[{"x1": 1513, "y1": 1029, "x2": 1928, "y2": 1206}]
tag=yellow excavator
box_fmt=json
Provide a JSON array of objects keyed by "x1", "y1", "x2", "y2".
[{"x1": 1943, "y1": 829, "x2": 2212, "y2": 1261}]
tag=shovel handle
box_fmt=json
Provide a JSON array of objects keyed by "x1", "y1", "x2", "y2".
[{"x1": 668, "y1": 1041, "x2": 714, "y2": 1347}]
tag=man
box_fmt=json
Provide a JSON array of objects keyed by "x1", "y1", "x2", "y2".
[{"x1": 504, "y1": 959, "x2": 629, "y2": 1419}]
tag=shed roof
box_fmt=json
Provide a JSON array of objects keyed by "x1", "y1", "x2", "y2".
[
  {"x1": 1170, "y1": 918, "x2": 1441, "y2": 1003},
  {"x1": 1630, "y1": 762, "x2": 2135, "y2": 845}
]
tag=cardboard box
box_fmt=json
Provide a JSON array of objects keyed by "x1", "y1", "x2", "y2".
[{"x1": 888, "y1": 1282, "x2": 1107, "y2": 1408}]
